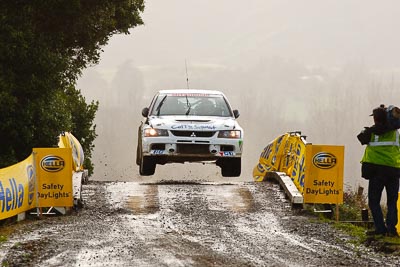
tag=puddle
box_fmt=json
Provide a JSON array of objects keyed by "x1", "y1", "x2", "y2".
[
  {"x1": 107, "y1": 182, "x2": 254, "y2": 214},
  {"x1": 235, "y1": 187, "x2": 255, "y2": 212},
  {"x1": 125, "y1": 185, "x2": 160, "y2": 214},
  {"x1": 205, "y1": 185, "x2": 255, "y2": 212}
]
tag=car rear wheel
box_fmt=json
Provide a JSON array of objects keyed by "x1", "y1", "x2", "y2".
[
  {"x1": 140, "y1": 156, "x2": 156, "y2": 176},
  {"x1": 219, "y1": 158, "x2": 241, "y2": 177}
]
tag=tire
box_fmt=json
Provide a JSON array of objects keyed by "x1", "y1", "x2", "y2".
[
  {"x1": 220, "y1": 158, "x2": 241, "y2": 177},
  {"x1": 136, "y1": 144, "x2": 141, "y2": 165},
  {"x1": 136, "y1": 128, "x2": 142, "y2": 165},
  {"x1": 139, "y1": 156, "x2": 156, "y2": 176}
]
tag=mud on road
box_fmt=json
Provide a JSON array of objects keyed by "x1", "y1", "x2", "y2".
[{"x1": 1, "y1": 179, "x2": 399, "y2": 267}]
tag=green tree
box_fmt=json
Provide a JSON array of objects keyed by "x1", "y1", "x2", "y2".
[{"x1": 0, "y1": 0, "x2": 144, "y2": 174}]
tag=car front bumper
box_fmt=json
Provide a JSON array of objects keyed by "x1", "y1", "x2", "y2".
[{"x1": 141, "y1": 135, "x2": 243, "y2": 162}]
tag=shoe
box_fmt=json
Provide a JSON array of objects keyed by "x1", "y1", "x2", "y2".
[
  {"x1": 366, "y1": 230, "x2": 387, "y2": 236},
  {"x1": 386, "y1": 232, "x2": 399, "y2": 237}
]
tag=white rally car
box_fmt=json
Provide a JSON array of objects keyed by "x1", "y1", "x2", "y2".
[{"x1": 136, "y1": 89, "x2": 243, "y2": 177}]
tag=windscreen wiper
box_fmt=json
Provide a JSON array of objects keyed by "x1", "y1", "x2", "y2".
[
  {"x1": 185, "y1": 95, "x2": 191, "y2": 115},
  {"x1": 156, "y1": 95, "x2": 167, "y2": 116}
]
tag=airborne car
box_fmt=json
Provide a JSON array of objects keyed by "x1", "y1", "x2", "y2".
[{"x1": 136, "y1": 89, "x2": 243, "y2": 177}]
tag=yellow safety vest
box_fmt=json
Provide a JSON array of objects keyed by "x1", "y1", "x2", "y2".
[{"x1": 361, "y1": 130, "x2": 400, "y2": 168}]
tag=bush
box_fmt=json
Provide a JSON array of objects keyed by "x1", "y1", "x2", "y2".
[{"x1": 338, "y1": 186, "x2": 368, "y2": 221}]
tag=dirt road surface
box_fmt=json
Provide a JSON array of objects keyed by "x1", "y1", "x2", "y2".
[{"x1": 1, "y1": 173, "x2": 399, "y2": 266}]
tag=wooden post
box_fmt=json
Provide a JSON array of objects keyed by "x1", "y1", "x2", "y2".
[{"x1": 336, "y1": 204, "x2": 339, "y2": 222}]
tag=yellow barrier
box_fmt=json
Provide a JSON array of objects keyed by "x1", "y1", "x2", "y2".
[
  {"x1": 58, "y1": 132, "x2": 84, "y2": 172},
  {"x1": 398, "y1": 191, "x2": 400, "y2": 234},
  {"x1": 253, "y1": 132, "x2": 344, "y2": 205},
  {"x1": 0, "y1": 148, "x2": 73, "y2": 220},
  {"x1": 253, "y1": 133, "x2": 291, "y2": 181}
]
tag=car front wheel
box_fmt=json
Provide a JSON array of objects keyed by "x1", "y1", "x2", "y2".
[
  {"x1": 136, "y1": 128, "x2": 142, "y2": 165},
  {"x1": 218, "y1": 158, "x2": 241, "y2": 177},
  {"x1": 136, "y1": 144, "x2": 141, "y2": 165},
  {"x1": 139, "y1": 156, "x2": 156, "y2": 176}
]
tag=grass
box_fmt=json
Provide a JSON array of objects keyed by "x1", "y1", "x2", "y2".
[
  {"x1": 333, "y1": 222, "x2": 368, "y2": 245},
  {"x1": 0, "y1": 235, "x2": 7, "y2": 243}
]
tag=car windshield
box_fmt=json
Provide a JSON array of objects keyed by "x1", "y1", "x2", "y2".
[{"x1": 150, "y1": 93, "x2": 232, "y2": 117}]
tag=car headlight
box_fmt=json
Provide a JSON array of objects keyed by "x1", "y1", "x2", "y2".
[
  {"x1": 144, "y1": 128, "x2": 169, "y2": 137},
  {"x1": 218, "y1": 130, "x2": 241, "y2": 139}
]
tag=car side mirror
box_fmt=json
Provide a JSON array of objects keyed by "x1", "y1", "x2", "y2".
[
  {"x1": 142, "y1": 107, "x2": 149, "y2": 117},
  {"x1": 233, "y1": 109, "x2": 240, "y2": 118}
]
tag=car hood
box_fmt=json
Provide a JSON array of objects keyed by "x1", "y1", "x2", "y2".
[{"x1": 147, "y1": 115, "x2": 241, "y2": 131}]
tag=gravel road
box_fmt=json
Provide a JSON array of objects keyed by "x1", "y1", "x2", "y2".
[{"x1": 1, "y1": 175, "x2": 399, "y2": 267}]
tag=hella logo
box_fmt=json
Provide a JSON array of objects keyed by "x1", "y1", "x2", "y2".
[
  {"x1": 27, "y1": 165, "x2": 35, "y2": 205},
  {"x1": 40, "y1": 155, "x2": 65, "y2": 172},
  {"x1": 312, "y1": 152, "x2": 337, "y2": 169}
]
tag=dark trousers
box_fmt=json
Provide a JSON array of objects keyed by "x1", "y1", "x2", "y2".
[{"x1": 368, "y1": 176, "x2": 399, "y2": 234}]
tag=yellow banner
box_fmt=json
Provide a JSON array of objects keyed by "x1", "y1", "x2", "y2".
[
  {"x1": 303, "y1": 145, "x2": 344, "y2": 204},
  {"x1": 0, "y1": 155, "x2": 36, "y2": 220},
  {"x1": 34, "y1": 148, "x2": 73, "y2": 207}
]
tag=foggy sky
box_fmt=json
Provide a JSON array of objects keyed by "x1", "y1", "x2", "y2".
[
  {"x1": 78, "y1": 1, "x2": 400, "y2": 188},
  {"x1": 94, "y1": 0, "x2": 400, "y2": 71}
]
